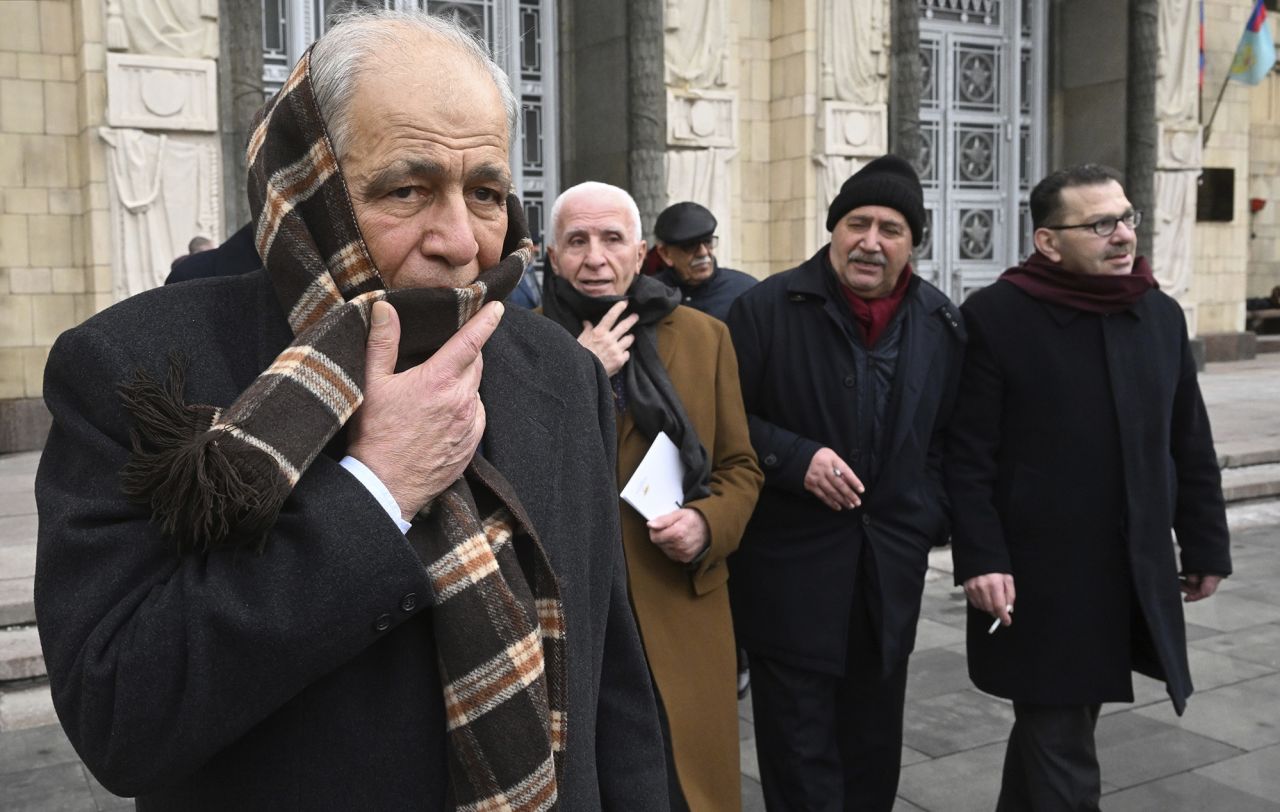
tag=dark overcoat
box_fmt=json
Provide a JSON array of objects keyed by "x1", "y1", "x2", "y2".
[
  {"x1": 35, "y1": 271, "x2": 667, "y2": 809},
  {"x1": 725, "y1": 250, "x2": 966, "y2": 676},
  {"x1": 945, "y1": 280, "x2": 1231, "y2": 713}
]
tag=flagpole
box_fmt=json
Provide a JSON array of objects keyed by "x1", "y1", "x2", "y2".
[{"x1": 1202, "y1": 69, "x2": 1232, "y2": 147}]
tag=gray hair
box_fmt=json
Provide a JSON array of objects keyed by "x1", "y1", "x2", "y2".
[
  {"x1": 548, "y1": 181, "x2": 644, "y2": 247},
  {"x1": 310, "y1": 7, "x2": 519, "y2": 159}
]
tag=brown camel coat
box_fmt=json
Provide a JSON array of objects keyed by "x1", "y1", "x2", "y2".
[{"x1": 616, "y1": 305, "x2": 763, "y2": 811}]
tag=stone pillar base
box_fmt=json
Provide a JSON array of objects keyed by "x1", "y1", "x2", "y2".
[
  {"x1": 1198, "y1": 332, "x2": 1259, "y2": 364},
  {"x1": 0, "y1": 399, "x2": 51, "y2": 454}
]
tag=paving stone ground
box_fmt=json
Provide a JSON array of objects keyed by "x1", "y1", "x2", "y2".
[{"x1": 4, "y1": 356, "x2": 1280, "y2": 810}]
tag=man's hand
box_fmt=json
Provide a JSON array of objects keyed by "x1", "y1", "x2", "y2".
[
  {"x1": 346, "y1": 300, "x2": 503, "y2": 520},
  {"x1": 963, "y1": 573, "x2": 1016, "y2": 628},
  {"x1": 577, "y1": 300, "x2": 639, "y2": 376},
  {"x1": 803, "y1": 448, "x2": 864, "y2": 511},
  {"x1": 1180, "y1": 573, "x2": 1224, "y2": 602},
  {"x1": 647, "y1": 508, "x2": 710, "y2": 564}
]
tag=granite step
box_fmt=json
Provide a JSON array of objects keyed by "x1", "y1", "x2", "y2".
[
  {"x1": 0, "y1": 679, "x2": 57, "y2": 731},
  {"x1": 0, "y1": 625, "x2": 44, "y2": 682},
  {"x1": 1220, "y1": 462, "x2": 1280, "y2": 504}
]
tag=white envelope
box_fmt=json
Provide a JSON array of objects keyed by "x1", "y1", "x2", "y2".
[{"x1": 620, "y1": 431, "x2": 686, "y2": 521}]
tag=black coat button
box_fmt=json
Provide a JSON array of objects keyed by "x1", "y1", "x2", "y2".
[
  {"x1": 374, "y1": 613, "x2": 392, "y2": 632},
  {"x1": 764, "y1": 453, "x2": 778, "y2": 466},
  {"x1": 862, "y1": 514, "x2": 871, "y2": 526},
  {"x1": 843, "y1": 374, "x2": 855, "y2": 388},
  {"x1": 400, "y1": 593, "x2": 417, "y2": 612}
]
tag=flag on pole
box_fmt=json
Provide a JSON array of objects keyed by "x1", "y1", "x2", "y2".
[
  {"x1": 1230, "y1": 0, "x2": 1277, "y2": 86},
  {"x1": 1200, "y1": 0, "x2": 1207, "y2": 88}
]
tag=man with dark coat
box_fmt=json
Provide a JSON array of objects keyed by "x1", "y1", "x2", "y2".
[
  {"x1": 726, "y1": 155, "x2": 965, "y2": 810},
  {"x1": 651, "y1": 201, "x2": 756, "y2": 322},
  {"x1": 34, "y1": 11, "x2": 666, "y2": 809},
  {"x1": 946, "y1": 164, "x2": 1232, "y2": 811},
  {"x1": 165, "y1": 223, "x2": 261, "y2": 284}
]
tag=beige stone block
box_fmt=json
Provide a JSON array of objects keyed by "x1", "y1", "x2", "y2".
[
  {"x1": 66, "y1": 135, "x2": 83, "y2": 186},
  {"x1": 27, "y1": 214, "x2": 73, "y2": 266},
  {"x1": 22, "y1": 135, "x2": 69, "y2": 187},
  {"x1": 78, "y1": 0, "x2": 103, "y2": 42},
  {"x1": 60, "y1": 55, "x2": 77, "y2": 81},
  {"x1": 4, "y1": 189, "x2": 47, "y2": 214},
  {"x1": 0, "y1": 214, "x2": 30, "y2": 266},
  {"x1": 0, "y1": 53, "x2": 17, "y2": 78},
  {"x1": 0, "y1": 295, "x2": 34, "y2": 348},
  {"x1": 769, "y1": 161, "x2": 792, "y2": 199},
  {"x1": 88, "y1": 207, "x2": 110, "y2": 264},
  {"x1": 31, "y1": 293, "x2": 76, "y2": 343},
  {"x1": 86, "y1": 180, "x2": 108, "y2": 210},
  {"x1": 17, "y1": 53, "x2": 60, "y2": 81},
  {"x1": 0, "y1": 79, "x2": 45, "y2": 133},
  {"x1": 0, "y1": 133, "x2": 23, "y2": 186},
  {"x1": 47, "y1": 188, "x2": 80, "y2": 215},
  {"x1": 80, "y1": 70, "x2": 105, "y2": 128},
  {"x1": 90, "y1": 263, "x2": 110, "y2": 293},
  {"x1": 44, "y1": 81, "x2": 78, "y2": 135},
  {"x1": 51, "y1": 266, "x2": 84, "y2": 293},
  {"x1": 80, "y1": 41, "x2": 104, "y2": 72},
  {"x1": 22, "y1": 344, "x2": 50, "y2": 397},
  {"x1": 0, "y1": 350, "x2": 27, "y2": 400},
  {"x1": 40, "y1": 1, "x2": 75, "y2": 54},
  {"x1": 69, "y1": 213, "x2": 82, "y2": 265},
  {"x1": 0, "y1": 2, "x2": 41, "y2": 53},
  {"x1": 9, "y1": 266, "x2": 51, "y2": 294}
]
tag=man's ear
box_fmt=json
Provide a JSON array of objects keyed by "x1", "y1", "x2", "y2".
[
  {"x1": 546, "y1": 246, "x2": 562, "y2": 276},
  {"x1": 655, "y1": 243, "x2": 676, "y2": 267},
  {"x1": 636, "y1": 239, "x2": 648, "y2": 270},
  {"x1": 1032, "y1": 228, "x2": 1061, "y2": 261}
]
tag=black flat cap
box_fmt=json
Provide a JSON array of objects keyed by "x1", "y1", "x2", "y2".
[{"x1": 654, "y1": 202, "x2": 717, "y2": 244}]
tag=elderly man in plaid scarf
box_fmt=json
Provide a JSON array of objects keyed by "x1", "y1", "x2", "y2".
[{"x1": 34, "y1": 8, "x2": 665, "y2": 810}]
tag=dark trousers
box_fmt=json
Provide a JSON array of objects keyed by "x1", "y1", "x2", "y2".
[
  {"x1": 996, "y1": 703, "x2": 1102, "y2": 812},
  {"x1": 748, "y1": 579, "x2": 908, "y2": 812}
]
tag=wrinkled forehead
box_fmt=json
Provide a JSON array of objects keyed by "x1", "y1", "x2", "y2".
[
  {"x1": 1057, "y1": 180, "x2": 1132, "y2": 221},
  {"x1": 558, "y1": 199, "x2": 637, "y2": 239}
]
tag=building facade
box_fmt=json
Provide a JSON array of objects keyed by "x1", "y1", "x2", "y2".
[{"x1": 0, "y1": 0, "x2": 1276, "y2": 450}]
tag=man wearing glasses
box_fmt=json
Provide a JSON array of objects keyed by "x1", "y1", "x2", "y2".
[
  {"x1": 946, "y1": 164, "x2": 1231, "y2": 810},
  {"x1": 652, "y1": 202, "x2": 757, "y2": 321}
]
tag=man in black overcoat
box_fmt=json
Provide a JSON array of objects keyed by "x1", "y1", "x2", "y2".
[
  {"x1": 34, "y1": 10, "x2": 666, "y2": 810},
  {"x1": 946, "y1": 164, "x2": 1232, "y2": 811},
  {"x1": 725, "y1": 155, "x2": 965, "y2": 810}
]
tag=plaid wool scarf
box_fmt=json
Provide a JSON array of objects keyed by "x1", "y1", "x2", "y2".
[{"x1": 119, "y1": 48, "x2": 566, "y2": 811}]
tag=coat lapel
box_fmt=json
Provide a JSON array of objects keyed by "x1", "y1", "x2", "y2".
[
  {"x1": 478, "y1": 321, "x2": 564, "y2": 521},
  {"x1": 883, "y1": 298, "x2": 942, "y2": 464}
]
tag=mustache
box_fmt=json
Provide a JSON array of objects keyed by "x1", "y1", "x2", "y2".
[{"x1": 847, "y1": 250, "x2": 887, "y2": 267}]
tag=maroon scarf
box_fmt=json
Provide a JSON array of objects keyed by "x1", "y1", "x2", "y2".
[
  {"x1": 838, "y1": 263, "x2": 914, "y2": 347},
  {"x1": 1001, "y1": 251, "x2": 1157, "y2": 314}
]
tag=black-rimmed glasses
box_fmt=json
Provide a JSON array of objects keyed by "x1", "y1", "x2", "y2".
[
  {"x1": 1044, "y1": 211, "x2": 1142, "y2": 237},
  {"x1": 673, "y1": 235, "x2": 719, "y2": 252}
]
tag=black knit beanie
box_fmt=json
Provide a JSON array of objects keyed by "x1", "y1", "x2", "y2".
[{"x1": 825, "y1": 154, "x2": 926, "y2": 245}]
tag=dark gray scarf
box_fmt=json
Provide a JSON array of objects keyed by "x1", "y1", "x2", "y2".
[{"x1": 543, "y1": 273, "x2": 711, "y2": 503}]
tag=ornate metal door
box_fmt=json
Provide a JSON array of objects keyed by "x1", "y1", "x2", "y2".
[
  {"x1": 261, "y1": 0, "x2": 559, "y2": 239},
  {"x1": 915, "y1": 0, "x2": 1046, "y2": 301}
]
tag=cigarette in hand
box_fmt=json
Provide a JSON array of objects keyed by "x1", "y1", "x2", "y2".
[{"x1": 987, "y1": 605, "x2": 1014, "y2": 634}]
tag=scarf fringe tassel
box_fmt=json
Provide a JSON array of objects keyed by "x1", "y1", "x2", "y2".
[{"x1": 119, "y1": 354, "x2": 286, "y2": 553}]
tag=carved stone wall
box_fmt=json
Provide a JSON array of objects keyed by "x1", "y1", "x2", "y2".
[
  {"x1": 663, "y1": 0, "x2": 738, "y2": 265},
  {"x1": 102, "y1": 0, "x2": 222, "y2": 301},
  {"x1": 1153, "y1": 0, "x2": 1201, "y2": 332},
  {"x1": 815, "y1": 0, "x2": 891, "y2": 249}
]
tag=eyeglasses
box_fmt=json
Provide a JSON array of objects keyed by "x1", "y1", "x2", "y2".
[
  {"x1": 1044, "y1": 210, "x2": 1142, "y2": 237},
  {"x1": 672, "y1": 235, "x2": 718, "y2": 252}
]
